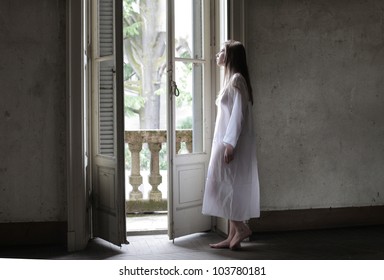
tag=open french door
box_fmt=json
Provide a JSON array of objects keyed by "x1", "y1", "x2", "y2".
[
  {"x1": 90, "y1": 0, "x2": 126, "y2": 246},
  {"x1": 167, "y1": 0, "x2": 213, "y2": 239}
]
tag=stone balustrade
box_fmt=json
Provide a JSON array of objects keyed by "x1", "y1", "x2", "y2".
[{"x1": 124, "y1": 130, "x2": 192, "y2": 206}]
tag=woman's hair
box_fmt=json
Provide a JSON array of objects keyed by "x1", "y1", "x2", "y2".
[{"x1": 223, "y1": 40, "x2": 253, "y2": 105}]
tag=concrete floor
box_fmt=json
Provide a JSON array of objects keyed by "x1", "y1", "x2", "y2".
[
  {"x1": 1, "y1": 225, "x2": 383, "y2": 260},
  {"x1": 126, "y1": 213, "x2": 167, "y2": 234}
]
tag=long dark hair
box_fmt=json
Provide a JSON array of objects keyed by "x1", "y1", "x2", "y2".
[{"x1": 223, "y1": 40, "x2": 253, "y2": 105}]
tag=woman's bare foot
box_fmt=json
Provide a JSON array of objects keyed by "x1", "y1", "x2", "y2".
[
  {"x1": 210, "y1": 239, "x2": 242, "y2": 249},
  {"x1": 229, "y1": 223, "x2": 252, "y2": 250},
  {"x1": 209, "y1": 239, "x2": 231, "y2": 249},
  {"x1": 210, "y1": 221, "x2": 237, "y2": 249}
]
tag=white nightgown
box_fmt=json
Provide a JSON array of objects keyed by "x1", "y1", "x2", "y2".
[{"x1": 202, "y1": 73, "x2": 260, "y2": 221}]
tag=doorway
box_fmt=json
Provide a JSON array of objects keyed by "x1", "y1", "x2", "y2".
[
  {"x1": 123, "y1": 0, "x2": 168, "y2": 234},
  {"x1": 66, "y1": 0, "x2": 229, "y2": 251},
  {"x1": 123, "y1": 0, "x2": 221, "y2": 236}
]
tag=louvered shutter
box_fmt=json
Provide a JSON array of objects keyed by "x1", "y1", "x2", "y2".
[
  {"x1": 91, "y1": 0, "x2": 126, "y2": 246},
  {"x1": 99, "y1": 61, "x2": 115, "y2": 155},
  {"x1": 98, "y1": 0, "x2": 115, "y2": 156},
  {"x1": 99, "y1": 0, "x2": 114, "y2": 56}
]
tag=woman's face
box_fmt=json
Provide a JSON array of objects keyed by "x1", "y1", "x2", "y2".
[{"x1": 216, "y1": 47, "x2": 225, "y2": 67}]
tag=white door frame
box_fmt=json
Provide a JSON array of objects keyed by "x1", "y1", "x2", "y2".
[{"x1": 66, "y1": 0, "x2": 89, "y2": 252}]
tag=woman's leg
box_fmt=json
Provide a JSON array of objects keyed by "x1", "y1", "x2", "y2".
[{"x1": 229, "y1": 221, "x2": 252, "y2": 249}]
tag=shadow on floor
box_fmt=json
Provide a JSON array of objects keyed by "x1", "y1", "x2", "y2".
[{"x1": 1, "y1": 225, "x2": 383, "y2": 260}]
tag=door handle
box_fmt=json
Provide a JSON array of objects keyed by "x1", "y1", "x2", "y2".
[{"x1": 170, "y1": 80, "x2": 180, "y2": 97}]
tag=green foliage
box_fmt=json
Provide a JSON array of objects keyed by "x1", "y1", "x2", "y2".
[
  {"x1": 123, "y1": 0, "x2": 141, "y2": 38},
  {"x1": 175, "y1": 62, "x2": 193, "y2": 108},
  {"x1": 124, "y1": 62, "x2": 135, "y2": 81},
  {"x1": 124, "y1": 93, "x2": 145, "y2": 117},
  {"x1": 124, "y1": 21, "x2": 141, "y2": 37},
  {"x1": 177, "y1": 116, "x2": 192, "y2": 129},
  {"x1": 124, "y1": 61, "x2": 144, "y2": 117}
]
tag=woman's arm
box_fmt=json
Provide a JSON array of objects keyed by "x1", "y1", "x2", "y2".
[{"x1": 223, "y1": 74, "x2": 247, "y2": 151}]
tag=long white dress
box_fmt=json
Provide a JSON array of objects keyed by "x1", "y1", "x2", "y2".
[{"x1": 202, "y1": 73, "x2": 260, "y2": 221}]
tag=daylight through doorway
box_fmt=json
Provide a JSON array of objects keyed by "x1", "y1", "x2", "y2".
[
  {"x1": 123, "y1": 0, "x2": 221, "y2": 236},
  {"x1": 123, "y1": 0, "x2": 168, "y2": 233}
]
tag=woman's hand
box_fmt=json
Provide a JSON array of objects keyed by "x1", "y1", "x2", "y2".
[{"x1": 224, "y1": 144, "x2": 234, "y2": 164}]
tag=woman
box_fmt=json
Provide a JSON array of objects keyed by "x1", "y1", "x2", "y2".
[{"x1": 202, "y1": 40, "x2": 260, "y2": 250}]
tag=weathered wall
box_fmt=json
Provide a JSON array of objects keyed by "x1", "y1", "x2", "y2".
[
  {"x1": 1, "y1": 0, "x2": 383, "y2": 228},
  {"x1": 247, "y1": 0, "x2": 384, "y2": 210},
  {"x1": 0, "y1": 0, "x2": 67, "y2": 222}
]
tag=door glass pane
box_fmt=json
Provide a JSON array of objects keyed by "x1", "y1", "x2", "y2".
[
  {"x1": 175, "y1": 0, "x2": 203, "y2": 59},
  {"x1": 174, "y1": 0, "x2": 205, "y2": 155},
  {"x1": 175, "y1": 61, "x2": 204, "y2": 154}
]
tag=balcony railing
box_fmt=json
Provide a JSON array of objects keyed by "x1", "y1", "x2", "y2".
[{"x1": 124, "y1": 129, "x2": 192, "y2": 213}]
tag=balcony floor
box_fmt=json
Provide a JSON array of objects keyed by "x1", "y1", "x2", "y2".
[{"x1": 126, "y1": 213, "x2": 167, "y2": 234}]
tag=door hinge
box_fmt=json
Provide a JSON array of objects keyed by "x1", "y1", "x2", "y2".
[{"x1": 86, "y1": 43, "x2": 92, "y2": 60}]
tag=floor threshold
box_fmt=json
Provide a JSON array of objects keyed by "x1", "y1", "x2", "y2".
[{"x1": 127, "y1": 229, "x2": 168, "y2": 236}]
